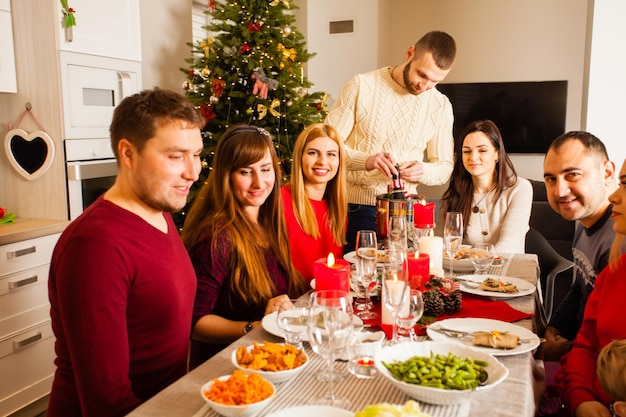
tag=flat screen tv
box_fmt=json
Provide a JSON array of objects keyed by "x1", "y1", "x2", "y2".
[{"x1": 436, "y1": 80, "x2": 568, "y2": 154}]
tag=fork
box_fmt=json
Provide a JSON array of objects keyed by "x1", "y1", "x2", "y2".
[{"x1": 428, "y1": 325, "x2": 544, "y2": 344}]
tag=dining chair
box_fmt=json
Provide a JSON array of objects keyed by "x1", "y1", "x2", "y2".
[{"x1": 525, "y1": 227, "x2": 574, "y2": 327}]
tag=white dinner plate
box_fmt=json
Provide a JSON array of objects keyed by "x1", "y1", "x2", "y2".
[
  {"x1": 426, "y1": 317, "x2": 541, "y2": 356},
  {"x1": 262, "y1": 311, "x2": 364, "y2": 341},
  {"x1": 266, "y1": 405, "x2": 352, "y2": 417},
  {"x1": 343, "y1": 250, "x2": 388, "y2": 266},
  {"x1": 456, "y1": 274, "x2": 536, "y2": 298}
]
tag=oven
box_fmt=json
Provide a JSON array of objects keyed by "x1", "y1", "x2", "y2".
[
  {"x1": 65, "y1": 138, "x2": 118, "y2": 220},
  {"x1": 59, "y1": 52, "x2": 141, "y2": 220}
]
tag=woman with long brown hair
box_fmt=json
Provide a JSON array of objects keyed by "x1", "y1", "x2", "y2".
[
  {"x1": 182, "y1": 124, "x2": 305, "y2": 369},
  {"x1": 439, "y1": 119, "x2": 532, "y2": 253}
]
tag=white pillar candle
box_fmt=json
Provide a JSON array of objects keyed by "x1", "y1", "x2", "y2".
[{"x1": 419, "y1": 236, "x2": 443, "y2": 270}]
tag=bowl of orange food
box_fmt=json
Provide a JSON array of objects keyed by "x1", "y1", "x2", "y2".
[
  {"x1": 200, "y1": 370, "x2": 275, "y2": 417},
  {"x1": 232, "y1": 341, "x2": 309, "y2": 383}
]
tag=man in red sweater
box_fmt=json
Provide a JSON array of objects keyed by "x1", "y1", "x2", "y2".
[{"x1": 47, "y1": 88, "x2": 205, "y2": 416}]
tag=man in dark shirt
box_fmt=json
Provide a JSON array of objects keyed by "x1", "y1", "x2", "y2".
[{"x1": 539, "y1": 131, "x2": 617, "y2": 361}]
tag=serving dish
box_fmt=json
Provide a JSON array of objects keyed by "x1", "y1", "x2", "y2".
[
  {"x1": 200, "y1": 373, "x2": 275, "y2": 417},
  {"x1": 231, "y1": 342, "x2": 309, "y2": 383},
  {"x1": 456, "y1": 275, "x2": 536, "y2": 298},
  {"x1": 375, "y1": 341, "x2": 508, "y2": 405}
]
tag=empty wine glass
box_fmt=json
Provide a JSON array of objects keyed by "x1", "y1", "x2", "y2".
[
  {"x1": 397, "y1": 290, "x2": 425, "y2": 342},
  {"x1": 355, "y1": 230, "x2": 378, "y2": 320},
  {"x1": 382, "y1": 258, "x2": 410, "y2": 345},
  {"x1": 276, "y1": 299, "x2": 310, "y2": 349},
  {"x1": 470, "y1": 243, "x2": 496, "y2": 274},
  {"x1": 388, "y1": 215, "x2": 408, "y2": 252},
  {"x1": 444, "y1": 212, "x2": 464, "y2": 277},
  {"x1": 307, "y1": 290, "x2": 353, "y2": 408}
]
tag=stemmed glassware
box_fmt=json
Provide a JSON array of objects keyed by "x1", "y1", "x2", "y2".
[
  {"x1": 382, "y1": 257, "x2": 410, "y2": 345},
  {"x1": 470, "y1": 243, "x2": 496, "y2": 275},
  {"x1": 444, "y1": 212, "x2": 464, "y2": 277},
  {"x1": 307, "y1": 290, "x2": 353, "y2": 408},
  {"x1": 355, "y1": 230, "x2": 378, "y2": 320},
  {"x1": 397, "y1": 290, "x2": 425, "y2": 342},
  {"x1": 387, "y1": 215, "x2": 408, "y2": 252},
  {"x1": 276, "y1": 299, "x2": 310, "y2": 350}
]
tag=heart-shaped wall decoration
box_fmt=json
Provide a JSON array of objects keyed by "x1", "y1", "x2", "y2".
[{"x1": 4, "y1": 128, "x2": 56, "y2": 181}]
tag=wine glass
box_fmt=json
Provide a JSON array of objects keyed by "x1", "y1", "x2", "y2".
[
  {"x1": 387, "y1": 215, "x2": 408, "y2": 252},
  {"x1": 444, "y1": 212, "x2": 464, "y2": 277},
  {"x1": 276, "y1": 299, "x2": 310, "y2": 350},
  {"x1": 397, "y1": 290, "x2": 424, "y2": 342},
  {"x1": 382, "y1": 258, "x2": 410, "y2": 345},
  {"x1": 307, "y1": 290, "x2": 353, "y2": 408},
  {"x1": 355, "y1": 230, "x2": 378, "y2": 320},
  {"x1": 470, "y1": 243, "x2": 496, "y2": 275}
]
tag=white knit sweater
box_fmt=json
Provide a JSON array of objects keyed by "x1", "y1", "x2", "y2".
[
  {"x1": 464, "y1": 177, "x2": 533, "y2": 253},
  {"x1": 325, "y1": 67, "x2": 454, "y2": 206}
]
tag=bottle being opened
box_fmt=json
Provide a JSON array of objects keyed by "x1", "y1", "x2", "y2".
[{"x1": 390, "y1": 164, "x2": 410, "y2": 199}]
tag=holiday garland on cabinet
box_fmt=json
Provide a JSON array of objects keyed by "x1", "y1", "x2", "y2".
[{"x1": 177, "y1": 0, "x2": 328, "y2": 230}]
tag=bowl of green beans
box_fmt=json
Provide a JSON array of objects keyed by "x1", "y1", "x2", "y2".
[{"x1": 375, "y1": 341, "x2": 508, "y2": 405}]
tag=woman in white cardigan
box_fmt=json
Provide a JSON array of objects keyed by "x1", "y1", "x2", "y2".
[{"x1": 439, "y1": 119, "x2": 532, "y2": 253}]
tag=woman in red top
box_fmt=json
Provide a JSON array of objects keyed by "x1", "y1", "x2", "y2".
[{"x1": 282, "y1": 123, "x2": 348, "y2": 285}]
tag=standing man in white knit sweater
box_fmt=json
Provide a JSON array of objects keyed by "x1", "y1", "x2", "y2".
[{"x1": 325, "y1": 31, "x2": 457, "y2": 252}]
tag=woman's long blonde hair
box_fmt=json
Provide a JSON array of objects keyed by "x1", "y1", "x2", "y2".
[
  {"x1": 182, "y1": 125, "x2": 305, "y2": 305},
  {"x1": 288, "y1": 123, "x2": 347, "y2": 246}
]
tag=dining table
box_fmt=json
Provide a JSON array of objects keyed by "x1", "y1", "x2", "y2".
[{"x1": 126, "y1": 253, "x2": 544, "y2": 417}]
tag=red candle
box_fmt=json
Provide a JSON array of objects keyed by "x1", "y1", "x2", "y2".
[
  {"x1": 407, "y1": 252, "x2": 430, "y2": 289},
  {"x1": 414, "y1": 202, "x2": 435, "y2": 228},
  {"x1": 313, "y1": 253, "x2": 350, "y2": 293}
]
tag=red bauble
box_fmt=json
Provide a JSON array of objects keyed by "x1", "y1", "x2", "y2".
[
  {"x1": 239, "y1": 44, "x2": 252, "y2": 55},
  {"x1": 315, "y1": 103, "x2": 323, "y2": 110}
]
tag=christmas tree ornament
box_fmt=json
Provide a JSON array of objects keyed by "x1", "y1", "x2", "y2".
[
  {"x1": 182, "y1": 81, "x2": 191, "y2": 90},
  {"x1": 209, "y1": 95, "x2": 219, "y2": 104},
  {"x1": 270, "y1": 0, "x2": 290, "y2": 8},
  {"x1": 282, "y1": 25, "x2": 292, "y2": 36},
  {"x1": 201, "y1": 67, "x2": 211, "y2": 78},
  {"x1": 239, "y1": 44, "x2": 252, "y2": 55},
  {"x1": 246, "y1": 108, "x2": 254, "y2": 115}
]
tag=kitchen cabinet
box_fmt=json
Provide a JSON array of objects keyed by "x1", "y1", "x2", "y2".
[
  {"x1": 57, "y1": 0, "x2": 141, "y2": 61},
  {"x1": 0, "y1": 219, "x2": 68, "y2": 416},
  {"x1": 0, "y1": 0, "x2": 17, "y2": 93}
]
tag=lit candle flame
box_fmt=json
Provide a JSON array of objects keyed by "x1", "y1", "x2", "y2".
[
  {"x1": 414, "y1": 250, "x2": 420, "y2": 259},
  {"x1": 393, "y1": 272, "x2": 398, "y2": 282},
  {"x1": 327, "y1": 252, "x2": 335, "y2": 267}
]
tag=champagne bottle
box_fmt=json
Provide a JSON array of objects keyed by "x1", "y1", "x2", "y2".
[{"x1": 390, "y1": 165, "x2": 407, "y2": 200}]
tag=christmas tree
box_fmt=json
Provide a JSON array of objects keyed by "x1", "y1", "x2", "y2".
[{"x1": 177, "y1": 0, "x2": 328, "y2": 229}]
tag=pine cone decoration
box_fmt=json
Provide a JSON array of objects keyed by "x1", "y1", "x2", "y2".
[
  {"x1": 423, "y1": 289, "x2": 445, "y2": 317},
  {"x1": 422, "y1": 277, "x2": 462, "y2": 316}
]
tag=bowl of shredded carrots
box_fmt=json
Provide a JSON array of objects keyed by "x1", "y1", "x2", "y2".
[
  {"x1": 232, "y1": 341, "x2": 309, "y2": 383},
  {"x1": 201, "y1": 370, "x2": 275, "y2": 417}
]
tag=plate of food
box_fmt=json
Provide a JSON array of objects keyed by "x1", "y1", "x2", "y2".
[
  {"x1": 442, "y1": 245, "x2": 478, "y2": 272},
  {"x1": 262, "y1": 311, "x2": 364, "y2": 341},
  {"x1": 343, "y1": 250, "x2": 388, "y2": 265},
  {"x1": 455, "y1": 275, "x2": 536, "y2": 298},
  {"x1": 426, "y1": 317, "x2": 542, "y2": 356}
]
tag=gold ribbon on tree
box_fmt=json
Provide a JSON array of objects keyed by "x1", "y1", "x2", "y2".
[
  {"x1": 277, "y1": 43, "x2": 297, "y2": 69},
  {"x1": 199, "y1": 37, "x2": 216, "y2": 58},
  {"x1": 269, "y1": 0, "x2": 290, "y2": 8},
  {"x1": 257, "y1": 99, "x2": 282, "y2": 119}
]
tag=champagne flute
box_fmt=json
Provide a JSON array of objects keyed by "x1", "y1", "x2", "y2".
[
  {"x1": 355, "y1": 230, "x2": 378, "y2": 320},
  {"x1": 307, "y1": 290, "x2": 353, "y2": 408},
  {"x1": 397, "y1": 290, "x2": 425, "y2": 342},
  {"x1": 444, "y1": 212, "x2": 464, "y2": 277},
  {"x1": 382, "y1": 258, "x2": 410, "y2": 345}
]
